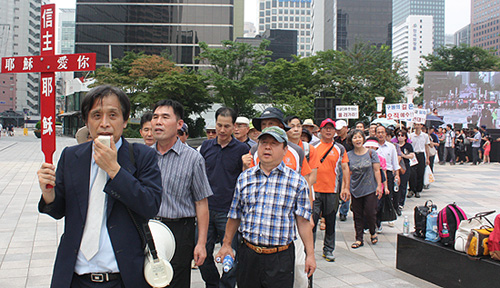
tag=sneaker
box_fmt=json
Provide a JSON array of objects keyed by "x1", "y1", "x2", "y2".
[
  {"x1": 339, "y1": 214, "x2": 347, "y2": 222},
  {"x1": 396, "y1": 209, "x2": 402, "y2": 217},
  {"x1": 415, "y1": 192, "x2": 421, "y2": 198},
  {"x1": 398, "y1": 205, "x2": 404, "y2": 211},
  {"x1": 376, "y1": 226, "x2": 383, "y2": 233},
  {"x1": 388, "y1": 221, "x2": 395, "y2": 227},
  {"x1": 322, "y1": 251, "x2": 335, "y2": 262},
  {"x1": 363, "y1": 229, "x2": 369, "y2": 234},
  {"x1": 407, "y1": 191, "x2": 414, "y2": 198},
  {"x1": 423, "y1": 185, "x2": 430, "y2": 189}
]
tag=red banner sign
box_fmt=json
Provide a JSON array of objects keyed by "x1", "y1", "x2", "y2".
[{"x1": 1, "y1": 53, "x2": 97, "y2": 73}]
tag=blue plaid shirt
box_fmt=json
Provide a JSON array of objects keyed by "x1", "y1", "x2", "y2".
[{"x1": 228, "y1": 161, "x2": 311, "y2": 246}]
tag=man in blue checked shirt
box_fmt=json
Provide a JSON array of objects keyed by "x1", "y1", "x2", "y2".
[{"x1": 216, "y1": 126, "x2": 316, "y2": 288}]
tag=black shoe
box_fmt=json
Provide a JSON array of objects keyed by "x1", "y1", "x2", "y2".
[
  {"x1": 407, "y1": 191, "x2": 414, "y2": 198},
  {"x1": 396, "y1": 208, "x2": 402, "y2": 217},
  {"x1": 415, "y1": 192, "x2": 421, "y2": 198},
  {"x1": 340, "y1": 214, "x2": 347, "y2": 221}
]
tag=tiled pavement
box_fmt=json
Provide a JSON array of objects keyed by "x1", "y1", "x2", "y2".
[{"x1": 0, "y1": 129, "x2": 499, "y2": 288}]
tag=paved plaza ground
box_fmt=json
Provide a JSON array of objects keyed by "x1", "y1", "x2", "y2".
[{"x1": 0, "y1": 129, "x2": 499, "y2": 287}]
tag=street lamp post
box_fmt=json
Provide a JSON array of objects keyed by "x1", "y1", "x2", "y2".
[{"x1": 375, "y1": 97, "x2": 385, "y2": 118}]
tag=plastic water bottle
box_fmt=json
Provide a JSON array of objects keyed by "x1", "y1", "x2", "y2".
[
  {"x1": 222, "y1": 255, "x2": 234, "y2": 273},
  {"x1": 403, "y1": 215, "x2": 410, "y2": 236},
  {"x1": 394, "y1": 178, "x2": 399, "y2": 192},
  {"x1": 442, "y1": 222, "x2": 449, "y2": 236}
]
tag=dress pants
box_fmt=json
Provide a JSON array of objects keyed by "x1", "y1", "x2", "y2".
[
  {"x1": 312, "y1": 192, "x2": 339, "y2": 253},
  {"x1": 409, "y1": 152, "x2": 425, "y2": 193},
  {"x1": 161, "y1": 217, "x2": 195, "y2": 288},
  {"x1": 351, "y1": 192, "x2": 378, "y2": 242}
]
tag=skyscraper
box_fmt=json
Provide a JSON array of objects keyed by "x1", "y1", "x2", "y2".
[
  {"x1": 471, "y1": 0, "x2": 500, "y2": 55},
  {"x1": 335, "y1": 0, "x2": 392, "y2": 51},
  {"x1": 393, "y1": 0, "x2": 445, "y2": 51},
  {"x1": 258, "y1": 0, "x2": 313, "y2": 56},
  {"x1": 454, "y1": 24, "x2": 471, "y2": 47},
  {"x1": 75, "y1": 0, "x2": 243, "y2": 67},
  {"x1": 393, "y1": 15, "x2": 433, "y2": 89},
  {"x1": 0, "y1": 0, "x2": 42, "y2": 114}
]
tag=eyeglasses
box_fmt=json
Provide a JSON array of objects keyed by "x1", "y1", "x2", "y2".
[
  {"x1": 206, "y1": 130, "x2": 216, "y2": 135},
  {"x1": 177, "y1": 131, "x2": 185, "y2": 136},
  {"x1": 397, "y1": 134, "x2": 405, "y2": 137}
]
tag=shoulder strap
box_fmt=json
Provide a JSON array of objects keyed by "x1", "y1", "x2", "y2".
[
  {"x1": 320, "y1": 143, "x2": 335, "y2": 163},
  {"x1": 303, "y1": 142, "x2": 310, "y2": 161},
  {"x1": 126, "y1": 142, "x2": 160, "y2": 261}
]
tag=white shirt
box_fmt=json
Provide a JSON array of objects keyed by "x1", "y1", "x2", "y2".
[
  {"x1": 74, "y1": 139, "x2": 122, "y2": 274},
  {"x1": 377, "y1": 141, "x2": 400, "y2": 172},
  {"x1": 410, "y1": 131, "x2": 430, "y2": 152}
]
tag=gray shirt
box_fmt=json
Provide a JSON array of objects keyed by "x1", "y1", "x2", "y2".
[
  {"x1": 154, "y1": 138, "x2": 213, "y2": 218},
  {"x1": 347, "y1": 149, "x2": 380, "y2": 198}
]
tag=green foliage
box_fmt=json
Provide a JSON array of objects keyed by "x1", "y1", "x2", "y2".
[
  {"x1": 263, "y1": 57, "x2": 317, "y2": 119},
  {"x1": 308, "y1": 44, "x2": 408, "y2": 120},
  {"x1": 416, "y1": 45, "x2": 500, "y2": 103},
  {"x1": 93, "y1": 51, "x2": 212, "y2": 118},
  {"x1": 198, "y1": 40, "x2": 272, "y2": 117},
  {"x1": 123, "y1": 123, "x2": 141, "y2": 138}
]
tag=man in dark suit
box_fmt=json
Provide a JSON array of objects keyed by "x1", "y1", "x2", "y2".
[{"x1": 37, "y1": 85, "x2": 162, "y2": 287}]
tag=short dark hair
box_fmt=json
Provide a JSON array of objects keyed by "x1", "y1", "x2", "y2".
[
  {"x1": 140, "y1": 112, "x2": 153, "y2": 129},
  {"x1": 375, "y1": 125, "x2": 387, "y2": 133},
  {"x1": 215, "y1": 107, "x2": 237, "y2": 123},
  {"x1": 153, "y1": 99, "x2": 184, "y2": 120},
  {"x1": 81, "y1": 85, "x2": 130, "y2": 122},
  {"x1": 355, "y1": 121, "x2": 365, "y2": 128},
  {"x1": 285, "y1": 115, "x2": 301, "y2": 125}
]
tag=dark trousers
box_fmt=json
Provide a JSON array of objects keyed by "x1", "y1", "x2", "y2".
[
  {"x1": 351, "y1": 192, "x2": 378, "y2": 242},
  {"x1": 199, "y1": 210, "x2": 239, "y2": 288},
  {"x1": 457, "y1": 150, "x2": 466, "y2": 163},
  {"x1": 398, "y1": 166, "x2": 411, "y2": 207},
  {"x1": 429, "y1": 155, "x2": 435, "y2": 172},
  {"x1": 438, "y1": 144, "x2": 444, "y2": 163},
  {"x1": 162, "y1": 217, "x2": 195, "y2": 288},
  {"x1": 473, "y1": 147, "x2": 480, "y2": 164},
  {"x1": 71, "y1": 274, "x2": 124, "y2": 288},
  {"x1": 237, "y1": 242, "x2": 295, "y2": 288},
  {"x1": 312, "y1": 192, "x2": 339, "y2": 253},
  {"x1": 443, "y1": 147, "x2": 455, "y2": 164},
  {"x1": 409, "y1": 153, "x2": 425, "y2": 193}
]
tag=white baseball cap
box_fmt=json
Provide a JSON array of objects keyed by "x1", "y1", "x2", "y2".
[
  {"x1": 235, "y1": 117, "x2": 250, "y2": 125},
  {"x1": 335, "y1": 120, "x2": 348, "y2": 130}
]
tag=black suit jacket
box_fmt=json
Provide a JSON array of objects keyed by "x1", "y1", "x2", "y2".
[{"x1": 39, "y1": 138, "x2": 162, "y2": 288}]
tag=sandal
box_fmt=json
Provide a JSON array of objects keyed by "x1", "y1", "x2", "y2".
[
  {"x1": 371, "y1": 235, "x2": 378, "y2": 245},
  {"x1": 351, "y1": 241, "x2": 363, "y2": 249}
]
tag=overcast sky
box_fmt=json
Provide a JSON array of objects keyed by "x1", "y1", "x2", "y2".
[{"x1": 53, "y1": 0, "x2": 470, "y2": 35}]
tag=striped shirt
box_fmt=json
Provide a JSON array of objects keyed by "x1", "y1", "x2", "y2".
[
  {"x1": 228, "y1": 161, "x2": 311, "y2": 246},
  {"x1": 154, "y1": 138, "x2": 213, "y2": 218}
]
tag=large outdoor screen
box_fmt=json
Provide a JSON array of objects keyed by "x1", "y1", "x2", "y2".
[{"x1": 424, "y1": 71, "x2": 500, "y2": 129}]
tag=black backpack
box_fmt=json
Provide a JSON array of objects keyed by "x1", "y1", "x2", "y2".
[
  {"x1": 438, "y1": 203, "x2": 467, "y2": 246},
  {"x1": 414, "y1": 200, "x2": 437, "y2": 238}
]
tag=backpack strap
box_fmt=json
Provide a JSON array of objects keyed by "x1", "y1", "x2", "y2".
[{"x1": 320, "y1": 143, "x2": 335, "y2": 163}]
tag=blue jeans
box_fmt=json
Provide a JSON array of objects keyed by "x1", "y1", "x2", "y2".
[
  {"x1": 339, "y1": 199, "x2": 350, "y2": 217},
  {"x1": 199, "y1": 210, "x2": 239, "y2": 288}
]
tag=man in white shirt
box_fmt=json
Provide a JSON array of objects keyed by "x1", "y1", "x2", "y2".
[
  {"x1": 409, "y1": 123, "x2": 430, "y2": 198},
  {"x1": 440, "y1": 124, "x2": 455, "y2": 165},
  {"x1": 375, "y1": 126, "x2": 400, "y2": 229}
]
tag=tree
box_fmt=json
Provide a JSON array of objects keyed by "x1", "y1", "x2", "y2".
[
  {"x1": 416, "y1": 45, "x2": 500, "y2": 103},
  {"x1": 310, "y1": 44, "x2": 408, "y2": 120},
  {"x1": 198, "y1": 40, "x2": 272, "y2": 117},
  {"x1": 93, "y1": 52, "x2": 212, "y2": 121},
  {"x1": 262, "y1": 56, "x2": 317, "y2": 119}
]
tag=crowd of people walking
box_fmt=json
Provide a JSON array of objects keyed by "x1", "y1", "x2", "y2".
[{"x1": 36, "y1": 85, "x2": 493, "y2": 288}]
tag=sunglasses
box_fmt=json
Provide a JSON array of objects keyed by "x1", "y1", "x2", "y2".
[
  {"x1": 206, "y1": 130, "x2": 216, "y2": 134},
  {"x1": 177, "y1": 131, "x2": 185, "y2": 136}
]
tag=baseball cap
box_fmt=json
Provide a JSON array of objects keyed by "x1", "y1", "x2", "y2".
[
  {"x1": 235, "y1": 117, "x2": 250, "y2": 125},
  {"x1": 252, "y1": 107, "x2": 290, "y2": 131},
  {"x1": 335, "y1": 120, "x2": 347, "y2": 130},
  {"x1": 320, "y1": 118, "x2": 336, "y2": 128},
  {"x1": 303, "y1": 119, "x2": 315, "y2": 127},
  {"x1": 258, "y1": 126, "x2": 288, "y2": 144},
  {"x1": 180, "y1": 123, "x2": 189, "y2": 133},
  {"x1": 363, "y1": 139, "x2": 380, "y2": 148},
  {"x1": 301, "y1": 128, "x2": 312, "y2": 142}
]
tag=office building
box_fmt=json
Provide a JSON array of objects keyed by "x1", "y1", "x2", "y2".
[
  {"x1": 393, "y1": 15, "x2": 433, "y2": 89},
  {"x1": 393, "y1": 0, "x2": 445, "y2": 51},
  {"x1": 312, "y1": 0, "x2": 335, "y2": 53},
  {"x1": 75, "y1": 0, "x2": 244, "y2": 67},
  {"x1": 236, "y1": 29, "x2": 298, "y2": 61},
  {"x1": 454, "y1": 24, "x2": 471, "y2": 47},
  {"x1": 258, "y1": 0, "x2": 314, "y2": 56},
  {"x1": 58, "y1": 8, "x2": 75, "y2": 55},
  {"x1": 0, "y1": 0, "x2": 42, "y2": 115},
  {"x1": 336, "y1": 0, "x2": 393, "y2": 51},
  {"x1": 471, "y1": 0, "x2": 500, "y2": 55}
]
